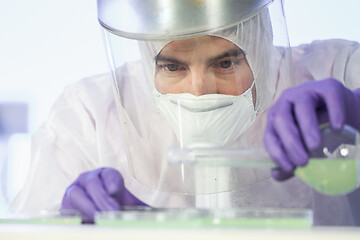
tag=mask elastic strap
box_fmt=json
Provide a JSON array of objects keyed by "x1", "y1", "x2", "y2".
[{"x1": 242, "y1": 80, "x2": 255, "y2": 96}]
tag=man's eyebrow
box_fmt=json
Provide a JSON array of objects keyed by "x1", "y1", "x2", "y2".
[
  {"x1": 154, "y1": 54, "x2": 187, "y2": 65},
  {"x1": 207, "y1": 48, "x2": 245, "y2": 63},
  {"x1": 154, "y1": 48, "x2": 244, "y2": 64}
]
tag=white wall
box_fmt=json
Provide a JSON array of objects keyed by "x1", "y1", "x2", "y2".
[
  {"x1": 1, "y1": 0, "x2": 360, "y2": 132},
  {"x1": 284, "y1": 0, "x2": 360, "y2": 46},
  {"x1": 0, "y1": 0, "x2": 107, "y2": 132}
]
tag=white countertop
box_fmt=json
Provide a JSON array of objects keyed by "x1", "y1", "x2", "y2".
[{"x1": 0, "y1": 224, "x2": 359, "y2": 240}]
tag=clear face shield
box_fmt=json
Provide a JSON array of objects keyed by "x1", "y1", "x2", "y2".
[{"x1": 97, "y1": 0, "x2": 295, "y2": 198}]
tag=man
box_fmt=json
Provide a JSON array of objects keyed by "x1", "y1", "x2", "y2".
[{"x1": 10, "y1": 0, "x2": 360, "y2": 225}]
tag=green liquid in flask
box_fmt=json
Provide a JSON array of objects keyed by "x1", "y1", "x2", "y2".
[{"x1": 295, "y1": 158, "x2": 359, "y2": 195}]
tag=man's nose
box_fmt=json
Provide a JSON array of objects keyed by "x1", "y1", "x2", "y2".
[{"x1": 186, "y1": 68, "x2": 216, "y2": 96}]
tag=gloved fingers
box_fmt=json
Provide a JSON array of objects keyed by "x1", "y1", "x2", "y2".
[
  {"x1": 264, "y1": 111, "x2": 295, "y2": 172},
  {"x1": 100, "y1": 168, "x2": 126, "y2": 205},
  {"x1": 100, "y1": 168, "x2": 148, "y2": 207},
  {"x1": 270, "y1": 98, "x2": 308, "y2": 168},
  {"x1": 268, "y1": 79, "x2": 346, "y2": 167},
  {"x1": 293, "y1": 93, "x2": 321, "y2": 151},
  {"x1": 77, "y1": 170, "x2": 121, "y2": 211},
  {"x1": 264, "y1": 79, "x2": 356, "y2": 182},
  {"x1": 101, "y1": 168, "x2": 124, "y2": 197},
  {"x1": 63, "y1": 185, "x2": 98, "y2": 223},
  {"x1": 271, "y1": 168, "x2": 294, "y2": 181},
  {"x1": 290, "y1": 79, "x2": 345, "y2": 130},
  {"x1": 314, "y1": 79, "x2": 345, "y2": 130}
]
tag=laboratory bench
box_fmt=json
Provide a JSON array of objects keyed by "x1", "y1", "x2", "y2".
[
  {"x1": 0, "y1": 208, "x2": 358, "y2": 239},
  {"x1": 0, "y1": 224, "x2": 359, "y2": 240}
]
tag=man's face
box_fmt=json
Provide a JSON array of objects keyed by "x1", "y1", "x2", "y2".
[{"x1": 155, "y1": 36, "x2": 254, "y2": 96}]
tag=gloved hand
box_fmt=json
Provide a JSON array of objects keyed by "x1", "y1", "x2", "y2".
[
  {"x1": 264, "y1": 78, "x2": 360, "y2": 181},
  {"x1": 61, "y1": 167, "x2": 147, "y2": 223}
]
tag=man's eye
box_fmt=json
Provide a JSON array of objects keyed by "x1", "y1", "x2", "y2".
[
  {"x1": 165, "y1": 64, "x2": 179, "y2": 71},
  {"x1": 219, "y1": 61, "x2": 233, "y2": 68}
]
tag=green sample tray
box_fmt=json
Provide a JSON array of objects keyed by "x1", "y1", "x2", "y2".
[
  {"x1": 95, "y1": 208, "x2": 313, "y2": 229},
  {"x1": 0, "y1": 210, "x2": 82, "y2": 225}
]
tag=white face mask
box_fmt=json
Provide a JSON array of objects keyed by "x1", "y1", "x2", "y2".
[{"x1": 154, "y1": 83, "x2": 257, "y2": 148}]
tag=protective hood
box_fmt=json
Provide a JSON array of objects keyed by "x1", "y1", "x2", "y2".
[{"x1": 101, "y1": 0, "x2": 295, "y2": 202}]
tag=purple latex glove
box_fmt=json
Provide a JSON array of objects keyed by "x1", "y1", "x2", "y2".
[
  {"x1": 264, "y1": 78, "x2": 360, "y2": 181},
  {"x1": 61, "y1": 167, "x2": 147, "y2": 223}
]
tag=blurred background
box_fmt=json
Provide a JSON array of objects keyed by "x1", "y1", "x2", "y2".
[{"x1": 0, "y1": 0, "x2": 359, "y2": 210}]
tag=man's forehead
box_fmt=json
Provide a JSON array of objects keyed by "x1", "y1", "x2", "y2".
[{"x1": 159, "y1": 36, "x2": 240, "y2": 57}]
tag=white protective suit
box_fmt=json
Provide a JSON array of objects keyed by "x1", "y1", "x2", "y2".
[
  {"x1": 8, "y1": 5, "x2": 360, "y2": 226},
  {"x1": 9, "y1": 38, "x2": 360, "y2": 226}
]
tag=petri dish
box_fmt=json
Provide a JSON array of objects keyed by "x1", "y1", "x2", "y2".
[
  {"x1": 295, "y1": 123, "x2": 360, "y2": 195},
  {"x1": 202, "y1": 208, "x2": 313, "y2": 229},
  {"x1": 95, "y1": 207, "x2": 202, "y2": 228},
  {"x1": 95, "y1": 207, "x2": 312, "y2": 229},
  {"x1": 0, "y1": 209, "x2": 82, "y2": 225}
]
